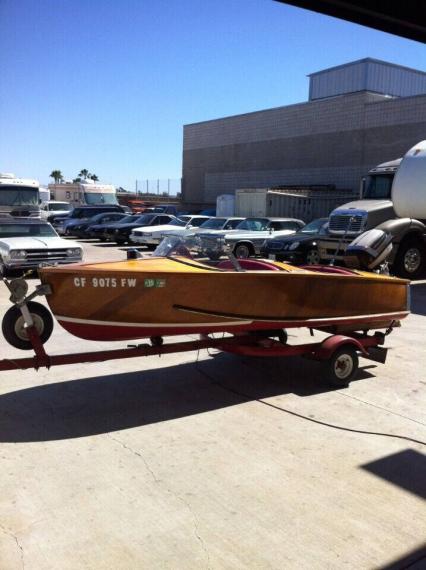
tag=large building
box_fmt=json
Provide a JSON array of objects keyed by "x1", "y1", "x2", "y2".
[{"x1": 182, "y1": 58, "x2": 426, "y2": 208}]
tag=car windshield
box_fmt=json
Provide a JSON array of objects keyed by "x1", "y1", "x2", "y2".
[
  {"x1": 135, "y1": 214, "x2": 156, "y2": 225},
  {"x1": 300, "y1": 218, "x2": 327, "y2": 234},
  {"x1": 363, "y1": 174, "x2": 394, "y2": 199},
  {"x1": 199, "y1": 218, "x2": 226, "y2": 229},
  {"x1": 49, "y1": 203, "x2": 72, "y2": 211},
  {"x1": 236, "y1": 218, "x2": 269, "y2": 231},
  {"x1": 167, "y1": 217, "x2": 187, "y2": 227},
  {"x1": 116, "y1": 215, "x2": 140, "y2": 224},
  {"x1": 0, "y1": 224, "x2": 57, "y2": 238},
  {"x1": 84, "y1": 192, "x2": 118, "y2": 205},
  {"x1": 0, "y1": 187, "x2": 39, "y2": 206}
]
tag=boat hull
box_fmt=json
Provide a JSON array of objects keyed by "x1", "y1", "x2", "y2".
[{"x1": 39, "y1": 257, "x2": 410, "y2": 341}]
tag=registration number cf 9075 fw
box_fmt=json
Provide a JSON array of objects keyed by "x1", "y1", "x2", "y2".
[{"x1": 73, "y1": 277, "x2": 137, "y2": 288}]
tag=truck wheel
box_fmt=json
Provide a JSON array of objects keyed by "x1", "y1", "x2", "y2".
[
  {"x1": 2, "y1": 302, "x2": 54, "y2": 350},
  {"x1": 323, "y1": 346, "x2": 359, "y2": 387},
  {"x1": 394, "y1": 239, "x2": 426, "y2": 279},
  {"x1": 234, "y1": 243, "x2": 253, "y2": 259},
  {"x1": 305, "y1": 248, "x2": 320, "y2": 265}
]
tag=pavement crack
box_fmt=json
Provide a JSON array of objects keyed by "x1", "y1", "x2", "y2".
[
  {"x1": 107, "y1": 433, "x2": 160, "y2": 483},
  {"x1": 107, "y1": 433, "x2": 211, "y2": 569},
  {"x1": 336, "y1": 392, "x2": 426, "y2": 427},
  {"x1": 0, "y1": 524, "x2": 25, "y2": 569}
]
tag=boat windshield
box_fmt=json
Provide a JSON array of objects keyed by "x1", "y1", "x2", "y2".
[{"x1": 154, "y1": 236, "x2": 195, "y2": 258}]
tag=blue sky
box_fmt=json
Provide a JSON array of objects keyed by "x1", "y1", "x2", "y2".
[{"x1": 1, "y1": 0, "x2": 425, "y2": 190}]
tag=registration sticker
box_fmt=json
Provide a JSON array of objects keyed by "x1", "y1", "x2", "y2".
[{"x1": 144, "y1": 278, "x2": 166, "y2": 288}]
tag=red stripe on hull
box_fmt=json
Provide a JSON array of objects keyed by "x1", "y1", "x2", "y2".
[{"x1": 57, "y1": 312, "x2": 408, "y2": 342}]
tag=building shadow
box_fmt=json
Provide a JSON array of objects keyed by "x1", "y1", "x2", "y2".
[
  {"x1": 361, "y1": 449, "x2": 426, "y2": 499},
  {"x1": 0, "y1": 351, "x2": 374, "y2": 443},
  {"x1": 377, "y1": 543, "x2": 426, "y2": 570},
  {"x1": 410, "y1": 282, "x2": 426, "y2": 316}
]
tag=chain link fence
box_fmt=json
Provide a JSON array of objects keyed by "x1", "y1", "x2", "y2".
[{"x1": 134, "y1": 178, "x2": 181, "y2": 197}]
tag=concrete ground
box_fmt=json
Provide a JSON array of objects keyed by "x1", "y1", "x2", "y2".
[{"x1": 0, "y1": 240, "x2": 424, "y2": 570}]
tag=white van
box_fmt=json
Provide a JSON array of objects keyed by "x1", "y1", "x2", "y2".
[{"x1": 40, "y1": 200, "x2": 73, "y2": 221}]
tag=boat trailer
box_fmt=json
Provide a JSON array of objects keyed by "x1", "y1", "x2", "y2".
[{"x1": 0, "y1": 277, "x2": 393, "y2": 386}]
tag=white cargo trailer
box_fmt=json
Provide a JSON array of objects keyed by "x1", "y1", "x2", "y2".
[
  {"x1": 235, "y1": 187, "x2": 356, "y2": 222},
  {"x1": 216, "y1": 194, "x2": 235, "y2": 217}
]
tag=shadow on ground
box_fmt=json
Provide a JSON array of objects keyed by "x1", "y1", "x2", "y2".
[
  {"x1": 361, "y1": 449, "x2": 426, "y2": 500},
  {"x1": 410, "y1": 282, "x2": 426, "y2": 316},
  {"x1": 0, "y1": 351, "x2": 374, "y2": 442}
]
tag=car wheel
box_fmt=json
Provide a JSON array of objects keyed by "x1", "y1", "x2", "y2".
[
  {"x1": 305, "y1": 248, "x2": 321, "y2": 265},
  {"x1": 234, "y1": 243, "x2": 253, "y2": 259},
  {"x1": 2, "y1": 301, "x2": 54, "y2": 350}
]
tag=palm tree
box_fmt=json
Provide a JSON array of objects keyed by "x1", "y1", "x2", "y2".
[
  {"x1": 49, "y1": 170, "x2": 63, "y2": 184},
  {"x1": 78, "y1": 169, "x2": 90, "y2": 179},
  {"x1": 90, "y1": 174, "x2": 99, "y2": 182},
  {"x1": 73, "y1": 177, "x2": 82, "y2": 183}
]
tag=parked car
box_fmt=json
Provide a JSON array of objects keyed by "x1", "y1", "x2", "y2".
[
  {"x1": 89, "y1": 214, "x2": 145, "y2": 241},
  {"x1": 40, "y1": 201, "x2": 73, "y2": 221},
  {"x1": 198, "y1": 217, "x2": 304, "y2": 258},
  {"x1": 106, "y1": 213, "x2": 177, "y2": 245},
  {"x1": 0, "y1": 218, "x2": 82, "y2": 275},
  {"x1": 130, "y1": 215, "x2": 211, "y2": 248},
  {"x1": 53, "y1": 205, "x2": 129, "y2": 235},
  {"x1": 71, "y1": 212, "x2": 130, "y2": 239},
  {"x1": 260, "y1": 217, "x2": 329, "y2": 264}
]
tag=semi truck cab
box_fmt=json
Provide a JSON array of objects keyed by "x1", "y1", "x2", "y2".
[{"x1": 318, "y1": 156, "x2": 426, "y2": 278}]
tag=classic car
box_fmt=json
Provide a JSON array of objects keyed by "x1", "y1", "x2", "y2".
[
  {"x1": 198, "y1": 217, "x2": 305, "y2": 258},
  {"x1": 0, "y1": 218, "x2": 82, "y2": 274},
  {"x1": 105, "y1": 213, "x2": 177, "y2": 245},
  {"x1": 130, "y1": 215, "x2": 210, "y2": 247}
]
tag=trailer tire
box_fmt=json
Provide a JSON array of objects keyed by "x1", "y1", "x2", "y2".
[
  {"x1": 2, "y1": 302, "x2": 53, "y2": 350},
  {"x1": 393, "y1": 238, "x2": 426, "y2": 279},
  {"x1": 323, "y1": 345, "x2": 359, "y2": 387}
]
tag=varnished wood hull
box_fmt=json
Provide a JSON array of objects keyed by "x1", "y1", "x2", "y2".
[{"x1": 39, "y1": 257, "x2": 410, "y2": 341}]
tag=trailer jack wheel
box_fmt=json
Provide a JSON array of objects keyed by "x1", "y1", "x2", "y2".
[
  {"x1": 323, "y1": 345, "x2": 359, "y2": 386},
  {"x1": 2, "y1": 301, "x2": 53, "y2": 350}
]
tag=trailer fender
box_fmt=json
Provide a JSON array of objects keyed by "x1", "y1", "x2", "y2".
[{"x1": 315, "y1": 335, "x2": 368, "y2": 360}]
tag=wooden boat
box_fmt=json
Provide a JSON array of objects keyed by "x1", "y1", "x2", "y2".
[{"x1": 38, "y1": 252, "x2": 409, "y2": 342}]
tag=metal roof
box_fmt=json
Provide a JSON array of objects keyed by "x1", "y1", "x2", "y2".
[{"x1": 275, "y1": 1, "x2": 426, "y2": 44}]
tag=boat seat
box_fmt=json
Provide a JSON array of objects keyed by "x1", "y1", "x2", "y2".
[
  {"x1": 217, "y1": 259, "x2": 281, "y2": 271},
  {"x1": 300, "y1": 264, "x2": 356, "y2": 275}
]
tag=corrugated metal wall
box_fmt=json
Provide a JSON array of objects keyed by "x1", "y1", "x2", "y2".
[
  {"x1": 235, "y1": 188, "x2": 357, "y2": 221},
  {"x1": 309, "y1": 59, "x2": 426, "y2": 100}
]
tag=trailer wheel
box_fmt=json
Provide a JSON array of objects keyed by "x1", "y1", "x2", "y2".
[
  {"x1": 323, "y1": 346, "x2": 359, "y2": 386},
  {"x1": 2, "y1": 302, "x2": 53, "y2": 350}
]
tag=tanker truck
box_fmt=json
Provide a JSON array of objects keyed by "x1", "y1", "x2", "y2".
[{"x1": 318, "y1": 141, "x2": 426, "y2": 278}]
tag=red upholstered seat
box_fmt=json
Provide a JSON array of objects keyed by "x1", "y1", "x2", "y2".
[
  {"x1": 217, "y1": 259, "x2": 281, "y2": 271},
  {"x1": 300, "y1": 264, "x2": 356, "y2": 275}
]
